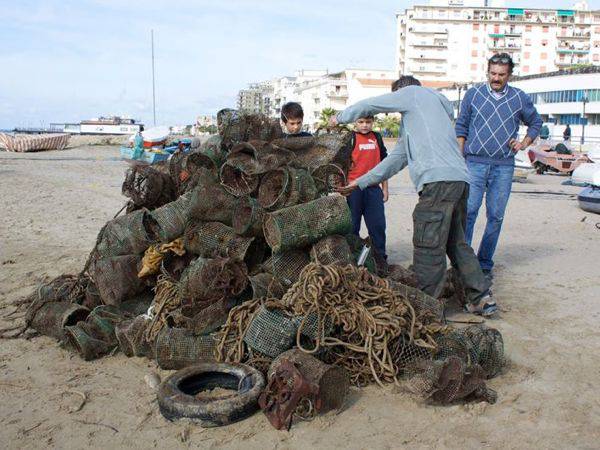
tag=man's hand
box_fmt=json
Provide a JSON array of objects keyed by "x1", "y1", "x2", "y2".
[
  {"x1": 382, "y1": 182, "x2": 389, "y2": 202},
  {"x1": 508, "y1": 138, "x2": 523, "y2": 152},
  {"x1": 336, "y1": 180, "x2": 358, "y2": 197},
  {"x1": 328, "y1": 116, "x2": 338, "y2": 128}
]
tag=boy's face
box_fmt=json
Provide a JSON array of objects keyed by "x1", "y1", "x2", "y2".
[
  {"x1": 284, "y1": 117, "x2": 303, "y2": 134},
  {"x1": 355, "y1": 118, "x2": 374, "y2": 134}
]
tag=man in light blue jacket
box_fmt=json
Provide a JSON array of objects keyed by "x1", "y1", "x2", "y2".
[{"x1": 331, "y1": 76, "x2": 495, "y2": 316}]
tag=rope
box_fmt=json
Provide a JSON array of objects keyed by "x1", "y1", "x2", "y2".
[{"x1": 144, "y1": 275, "x2": 180, "y2": 343}]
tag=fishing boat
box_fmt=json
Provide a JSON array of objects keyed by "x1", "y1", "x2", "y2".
[
  {"x1": 119, "y1": 146, "x2": 170, "y2": 164},
  {"x1": 570, "y1": 163, "x2": 600, "y2": 186},
  {"x1": 528, "y1": 141, "x2": 589, "y2": 175},
  {"x1": 0, "y1": 132, "x2": 70, "y2": 152},
  {"x1": 513, "y1": 150, "x2": 534, "y2": 182}
]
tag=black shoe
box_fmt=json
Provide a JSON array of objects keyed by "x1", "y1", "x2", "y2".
[{"x1": 482, "y1": 268, "x2": 494, "y2": 281}]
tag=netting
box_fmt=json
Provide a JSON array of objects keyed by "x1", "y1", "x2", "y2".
[
  {"x1": 268, "y1": 349, "x2": 349, "y2": 413},
  {"x1": 263, "y1": 195, "x2": 352, "y2": 253},
  {"x1": 121, "y1": 163, "x2": 177, "y2": 210},
  {"x1": 219, "y1": 109, "x2": 283, "y2": 151},
  {"x1": 248, "y1": 273, "x2": 285, "y2": 300},
  {"x1": 310, "y1": 235, "x2": 355, "y2": 266},
  {"x1": 178, "y1": 257, "x2": 248, "y2": 315},
  {"x1": 183, "y1": 222, "x2": 255, "y2": 262},
  {"x1": 115, "y1": 315, "x2": 153, "y2": 357},
  {"x1": 154, "y1": 327, "x2": 219, "y2": 369},
  {"x1": 64, "y1": 325, "x2": 113, "y2": 361},
  {"x1": 147, "y1": 192, "x2": 191, "y2": 243},
  {"x1": 219, "y1": 162, "x2": 260, "y2": 197},
  {"x1": 28, "y1": 302, "x2": 90, "y2": 340},
  {"x1": 188, "y1": 176, "x2": 238, "y2": 225},
  {"x1": 276, "y1": 133, "x2": 352, "y2": 171},
  {"x1": 82, "y1": 305, "x2": 126, "y2": 344},
  {"x1": 89, "y1": 255, "x2": 146, "y2": 306},
  {"x1": 96, "y1": 209, "x2": 155, "y2": 257},
  {"x1": 243, "y1": 305, "x2": 298, "y2": 358},
  {"x1": 258, "y1": 167, "x2": 317, "y2": 211},
  {"x1": 231, "y1": 196, "x2": 265, "y2": 238},
  {"x1": 405, "y1": 356, "x2": 497, "y2": 405},
  {"x1": 389, "y1": 281, "x2": 445, "y2": 323},
  {"x1": 434, "y1": 324, "x2": 505, "y2": 379},
  {"x1": 310, "y1": 164, "x2": 347, "y2": 195},
  {"x1": 270, "y1": 249, "x2": 311, "y2": 288},
  {"x1": 387, "y1": 264, "x2": 418, "y2": 288},
  {"x1": 169, "y1": 297, "x2": 236, "y2": 336},
  {"x1": 282, "y1": 263, "x2": 446, "y2": 386},
  {"x1": 227, "y1": 141, "x2": 294, "y2": 176}
]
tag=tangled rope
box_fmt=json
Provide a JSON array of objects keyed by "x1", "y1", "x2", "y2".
[
  {"x1": 144, "y1": 275, "x2": 180, "y2": 343},
  {"x1": 282, "y1": 263, "x2": 444, "y2": 387}
]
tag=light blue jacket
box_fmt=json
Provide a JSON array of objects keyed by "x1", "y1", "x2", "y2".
[{"x1": 336, "y1": 86, "x2": 469, "y2": 193}]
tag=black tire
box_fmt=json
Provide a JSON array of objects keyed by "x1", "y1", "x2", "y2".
[
  {"x1": 534, "y1": 163, "x2": 545, "y2": 175},
  {"x1": 157, "y1": 362, "x2": 265, "y2": 427}
]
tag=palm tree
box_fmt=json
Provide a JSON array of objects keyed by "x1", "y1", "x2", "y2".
[
  {"x1": 375, "y1": 115, "x2": 401, "y2": 137},
  {"x1": 318, "y1": 107, "x2": 338, "y2": 129}
]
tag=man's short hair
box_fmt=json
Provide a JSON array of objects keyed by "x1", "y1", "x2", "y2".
[
  {"x1": 358, "y1": 115, "x2": 375, "y2": 120},
  {"x1": 281, "y1": 102, "x2": 304, "y2": 123},
  {"x1": 488, "y1": 53, "x2": 514, "y2": 74},
  {"x1": 391, "y1": 76, "x2": 421, "y2": 92}
]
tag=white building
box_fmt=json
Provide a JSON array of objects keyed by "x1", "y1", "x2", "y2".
[
  {"x1": 440, "y1": 66, "x2": 600, "y2": 143},
  {"x1": 397, "y1": 0, "x2": 600, "y2": 84}
]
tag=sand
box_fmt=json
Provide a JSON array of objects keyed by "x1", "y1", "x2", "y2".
[{"x1": 1, "y1": 144, "x2": 599, "y2": 449}]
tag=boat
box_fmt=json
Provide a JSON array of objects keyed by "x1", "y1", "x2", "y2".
[
  {"x1": 587, "y1": 147, "x2": 600, "y2": 163},
  {"x1": 127, "y1": 126, "x2": 171, "y2": 148},
  {"x1": 119, "y1": 146, "x2": 170, "y2": 164},
  {"x1": 79, "y1": 116, "x2": 143, "y2": 135},
  {"x1": 578, "y1": 186, "x2": 600, "y2": 214},
  {"x1": 513, "y1": 149, "x2": 534, "y2": 182},
  {"x1": 570, "y1": 163, "x2": 600, "y2": 187},
  {"x1": 528, "y1": 140, "x2": 590, "y2": 175},
  {"x1": 0, "y1": 132, "x2": 70, "y2": 152}
]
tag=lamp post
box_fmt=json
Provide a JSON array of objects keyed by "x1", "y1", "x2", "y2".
[{"x1": 581, "y1": 95, "x2": 588, "y2": 145}]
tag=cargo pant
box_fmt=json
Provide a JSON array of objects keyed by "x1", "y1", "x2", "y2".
[{"x1": 412, "y1": 181, "x2": 490, "y2": 304}]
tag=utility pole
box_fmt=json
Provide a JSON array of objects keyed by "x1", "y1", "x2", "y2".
[
  {"x1": 581, "y1": 95, "x2": 588, "y2": 146},
  {"x1": 151, "y1": 29, "x2": 157, "y2": 126}
]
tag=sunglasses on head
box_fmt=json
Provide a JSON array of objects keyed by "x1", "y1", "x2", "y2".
[{"x1": 490, "y1": 56, "x2": 511, "y2": 64}]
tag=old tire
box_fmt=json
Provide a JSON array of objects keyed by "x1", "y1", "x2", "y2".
[{"x1": 157, "y1": 362, "x2": 265, "y2": 427}]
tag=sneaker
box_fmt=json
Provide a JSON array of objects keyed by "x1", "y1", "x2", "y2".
[{"x1": 464, "y1": 293, "x2": 497, "y2": 317}]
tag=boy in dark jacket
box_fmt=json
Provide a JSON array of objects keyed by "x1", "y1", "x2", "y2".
[
  {"x1": 281, "y1": 102, "x2": 312, "y2": 137},
  {"x1": 346, "y1": 115, "x2": 389, "y2": 262}
]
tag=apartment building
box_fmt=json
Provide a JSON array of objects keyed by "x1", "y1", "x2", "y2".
[
  {"x1": 238, "y1": 69, "x2": 397, "y2": 130},
  {"x1": 397, "y1": 0, "x2": 600, "y2": 83}
]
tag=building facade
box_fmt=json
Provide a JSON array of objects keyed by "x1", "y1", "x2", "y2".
[
  {"x1": 440, "y1": 66, "x2": 600, "y2": 143},
  {"x1": 397, "y1": 0, "x2": 600, "y2": 83}
]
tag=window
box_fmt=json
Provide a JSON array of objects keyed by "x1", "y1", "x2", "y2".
[
  {"x1": 472, "y1": 50, "x2": 478, "y2": 57},
  {"x1": 540, "y1": 66, "x2": 547, "y2": 72},
  {"x1": 524, "y1": 51, "x2": 530, "y2": 58},
  {"x1": 542, "y1": 26, "x2": 549, "y2": 33},
  {"x1": 542, "y1": 39, "x2": 548, "y2": 46},
  {"x1": 470, "y1": 63, "x2": 477, "y2": 70},
  {"x1": 523, "y1": 65, "x2": 530, "y2": 72},
  {"x1": 594, "y1": 54, "x2": 600, "y2": 62},
  {"x1": 472, "y1": 36, "x2": 479, "y2": 43},
  {"x1": 525, "y1": 39, "x2": 531, "y2": 46},
  {"x1": 473, "y1": 24, "x2": 480, "y2": 31},
  {"x1": 560, "y1": 114, "x2": 586, "y2": 125},
  {"x1": 525, "y1": 25, "x2": 532, "y2": 32},
  {"x1": 541, "y1": 52, "x2": 547, "y2": 60}
]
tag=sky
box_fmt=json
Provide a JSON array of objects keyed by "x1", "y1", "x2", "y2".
[{"x1": 1, "y1": 0, "x2": 598, "y2": 129}]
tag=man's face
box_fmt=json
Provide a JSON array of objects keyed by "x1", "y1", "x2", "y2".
[
  {"x1": 355, "y1": 118, "x2": 374, "y2": 134},
  {"x1": 284, "y1": 117, "x2": 303, "y2": 134},
  {"x1": 487, "y1": 64, "x2": 511, "y2": 92}
]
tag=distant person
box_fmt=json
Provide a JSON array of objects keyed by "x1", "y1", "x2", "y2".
[
  {"x1": 132, "y1": 126, "x2": 145, "y2": 160},
  {"x1": 346, "y1": 115, "x2": 389, "y2": 267},
  {"x1": 456, "y1": 53, "x2": 542, "y2": 279},
  {"x1": 539, "y1": 124, "x2": 550, "y2": 140},
  {"x1": 563, "y1": 124, "x2": 571, "y2": 142},
  {"x1": 281, "y1": 102, "x2": 312, "y2": 137},
  {"x1": 331, "y1": 75, "x2": 495, "y2": 316}
]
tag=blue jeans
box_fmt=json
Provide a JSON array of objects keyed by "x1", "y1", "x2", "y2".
[
  {"x1": 465, "y1": 161, "x2": 514, "y2": 272},
  {"x1": 347, "y1": 186, "x2": 387, "y2": 258}
]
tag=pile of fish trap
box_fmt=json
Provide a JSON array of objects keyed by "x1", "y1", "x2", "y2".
[{"x1": 12, "y1": 109, "x2": 506, "y2": 430}]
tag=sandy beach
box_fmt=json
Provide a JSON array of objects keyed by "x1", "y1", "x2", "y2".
[{"x1": 1, "y1": 143, "x2": 599, "y2": 449}]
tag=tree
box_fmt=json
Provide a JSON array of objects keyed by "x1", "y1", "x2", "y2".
[
  {"x1": 375, "y1": 115, "x2": 401, "y2": 137},
  {"x1": 318, "y1": 107, "x2": 338, "y2": 129}
]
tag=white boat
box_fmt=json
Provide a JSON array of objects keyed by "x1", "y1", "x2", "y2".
[
  {"x1": 571, "y1": 163, "x2": 600, "y2": 186},
  {"x1": 587, "y1": 147, "x2": 600, "y2": 163},
  {"x1": 127, "y1": 126, "x2": 170, "y2": 148},
  {"x1": 79, "y1": 116, "x2": 142, "y2": 135}
]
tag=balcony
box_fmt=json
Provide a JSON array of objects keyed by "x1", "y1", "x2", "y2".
[
  {"x1": 559, "y1": 33, "x2": 591, "y2": 40},
  {"x1": 411, "y1": 65, "x2": 446, "y2": 74},
  {"x1": 410, "y1": 28, "x2": 448, "y2": 34},
  {"x1": 413, "y1": 42, "x2": 448, "y2": 49},
  {"x1": 557, "y1": 48, "x2": 590, "y2": 54},
  {"x1": 328, "y1": 90, "x2": 348, "y2": 99}
]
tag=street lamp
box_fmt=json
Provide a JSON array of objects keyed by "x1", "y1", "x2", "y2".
[{"x1": 581, "y1": 94, "x2": 588, "y2": 145}]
